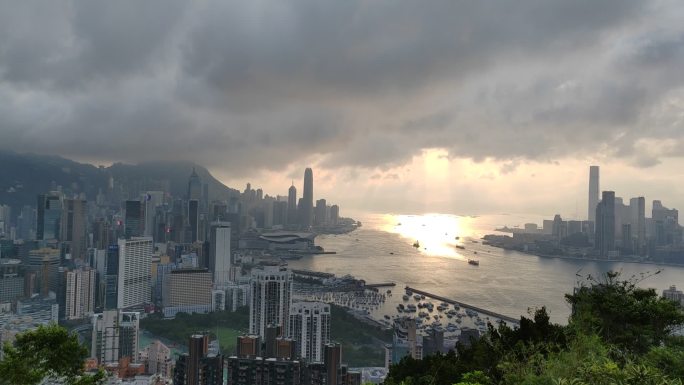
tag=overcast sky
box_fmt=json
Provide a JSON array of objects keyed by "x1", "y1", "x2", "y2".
[{"x1": 2, "y1": 0, "x2": 684, "y2": 218}]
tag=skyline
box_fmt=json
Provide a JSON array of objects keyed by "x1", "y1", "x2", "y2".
[{"x1": 1, "y1": 1, "x2": 684, "y2": 216}]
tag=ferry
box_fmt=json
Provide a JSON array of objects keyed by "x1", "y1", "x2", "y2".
[{"x1": 468, "y1": 259, "x2": 480, "y2": 266}]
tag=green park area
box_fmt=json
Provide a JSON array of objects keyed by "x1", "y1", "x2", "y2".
[
  {"x1": 139, "y1": 303, "x2": 392, "y2": 366},
  {"x1": 140, "y1": 307, "x2": 250, "y2": 354}
]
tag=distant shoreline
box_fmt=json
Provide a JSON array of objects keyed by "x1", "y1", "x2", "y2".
[{"x1": 489, "y1": 243, "x2": 684, "y2": 268}]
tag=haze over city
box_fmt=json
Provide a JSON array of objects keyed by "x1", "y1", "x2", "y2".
[{"x1": 2, "y1": 1, "x2": 684, "y2": 215}]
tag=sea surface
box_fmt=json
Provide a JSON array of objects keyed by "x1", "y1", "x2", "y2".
[{"x1": 287, "y1": 213, "x2": 684, "y2": 324}]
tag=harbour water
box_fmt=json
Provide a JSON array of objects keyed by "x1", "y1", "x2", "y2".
[{"x1": 287, "y1": 213, "x2": 684, "y2": 324}]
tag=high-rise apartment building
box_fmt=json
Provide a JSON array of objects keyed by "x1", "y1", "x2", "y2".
[
  {"x1": 209, "y1": 222, "x2": 231, "y2": 285},
  {"x1": 287, "y1": 301, "x2": 331, "y2": 363},
  {"x1": 91, "y1": 310, "x2": 140, "y2": 364},
  {"x1": 174, "y1": 334, "x2": 223, "y2": 385},
  {"x1": 117, "y1": 237, "x2": 153, "y2": 309},
  {"x1": 64, "y1": 267, "x2": 96, "y2": 320},
  {"x1": 588, "y1": 166, "x2": 599, "y2": 223},
  {"x1": 300, "y1": 168, "x2": 313, "y2": 228},
  {"x1": 249, "y1": 266, "x2": 292, "y2": 338},
  {"x1": 595, "y1": 191, "x2": 616, "y2": 257}
]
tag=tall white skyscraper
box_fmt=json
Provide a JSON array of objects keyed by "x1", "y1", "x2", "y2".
[
  {"x1": 249, "y1": 266, "x2": 292, "y2": 338},
  {"x1": 91, "y1": 310, "x2": 140, "y2": 364},
  {"x1": 209, "y1": 221, "x2": 231, "y2": 286},
  {"x1": 64, "y1": 267, "x2": 96, "y2": 320},
  {"x1": 287, "y1": 301, "x2": 331, "y2": 363},
  {"x1": 117, "y1": 237, "x2": 153, "y2": 309},
  {"x1": 588, "y1": 166, "x2": 599, "y2": 223}
]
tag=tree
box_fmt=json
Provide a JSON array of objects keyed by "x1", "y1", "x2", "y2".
[
  {"x1": 0, "y1": 324, "x2": 104, "y2": 385},
  {"x1": 566, "y1": 271, "x2": 684, "y2": 354}
]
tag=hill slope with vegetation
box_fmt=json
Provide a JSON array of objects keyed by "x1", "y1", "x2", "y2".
[{"x1": 385, "y1": 271, "x2": 684, "y2": 385}]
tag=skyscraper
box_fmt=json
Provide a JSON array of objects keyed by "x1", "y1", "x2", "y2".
[
  {"x1": 588, "y1": 166, "x2": 599, "y2": 223},
  {"x1": 144, "y1": 191, "x2": 164, "y2": 238},
  {"x1": 60, "y1": 199, "x2": 87, "y2": 260},
  {"x1": 188, "y1": 199, "x2": 200, "y2": 243},
  {"x1": 301, "y1": 168, "x2": 313, "y2": 228},
  {"x1": 249, "y1": 266, "x2": 292, "y2": 338},
  {"x1": 117, "y1": 237, "x2": 153, "y2": 309},
  {"x1": 124, "y1": 200, "x2": 142, "y2": 239},
  {"x1": 629, "y1": 197, "x2": 646, "y2": 255},
  {"x1": 37, "y1": 192, "x2": 63, "y2": 240},
  {"x1": 595, "y1": 191, "x2": 616, "y2": 258},
  {"x1": 314, "y1": 199, "x2": 327, "y2": 226},
  {"x1": 104, "y1": 244, "x2": 119, "y2": 310},
  {"x1": 288, "y1": 184, "x2": 297, "y2": 225},
  {"x1": 187, "y1": 168, "x2": 202, "y2": 201},
  {"x1": 287, "y1": 301, "x2": 331, "y2": 363},
  {"x1": 209, "y1": 222, "x2": 231, "y2": 286}
]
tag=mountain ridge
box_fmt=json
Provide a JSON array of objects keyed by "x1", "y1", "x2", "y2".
[{"x1": 0, "y1": 150, "x2": 239, "y2": 220}]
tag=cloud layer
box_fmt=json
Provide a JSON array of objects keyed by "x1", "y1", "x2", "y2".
[{"x1": 2, "y1": 0, "x2": 684, "y2": 176}]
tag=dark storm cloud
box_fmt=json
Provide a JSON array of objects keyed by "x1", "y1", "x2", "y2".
[{"x1": 1, "y1": 0, "x2": 683, "y2": 174}]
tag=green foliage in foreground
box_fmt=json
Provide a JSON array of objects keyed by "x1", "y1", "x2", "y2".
[
  {"x1": 0, "y1": 324, "x2": 105, "y2": 385},
  {"x1": 385, "y1": 271, "x2": 684, "y2": 385}
]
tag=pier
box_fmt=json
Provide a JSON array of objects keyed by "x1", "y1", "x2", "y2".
[
  {"x1": 292, "y1": 269, "x2": 335, "y2": 279},
  {"x1": 365, "y1": 282, "x2": 396, "y2": 288},
  {"x1": 405, "y1": 286, "x2": 519, "y2": 324}
]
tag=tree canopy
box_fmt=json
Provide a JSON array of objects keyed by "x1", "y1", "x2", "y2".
[
  {"x1": 384, "y1": 271, "x2": 684, "y2": 385},
  {"x1": 0, "y1": 324, "x2": 104, "y2": 385}
]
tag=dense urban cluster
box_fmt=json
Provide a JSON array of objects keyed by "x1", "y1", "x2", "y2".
[
  {"x1": 484, "y1": 166, "x2": 684, "y2": 264},
  {"x1": 0, "y1": 166, "x2": 366, "y2": 384}
]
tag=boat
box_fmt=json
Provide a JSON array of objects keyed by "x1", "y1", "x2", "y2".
[
  {"x1": 387, "y1": 289, "x2": 392, "y2": 294},
  {"x1": 413, "y1": 241, "x2": 420, "y2": 248},
  {"x1": 402, "y1": 295, "x2": 409, "y2": 301},
  {"x1": 468, "y1": 259, "x2": 480, "y2": 266},
  {"x1": 455, "y1": 245, "x2": 465, "y2": 250},
  {"x1": 474, "y1": 251, "x2": 478, "y2": 254},
  {"x1": 389, "y1": 252, "x2": 394, "y2": 255},
  {"x1": 413, "y1": 294, "x2": 421, "y2": 301},
  {"x1": 384, "y1": 315, "x2": 390, "y2": 320},
  {"x1": 455, "y1": 236, "x2": 460, "y2": 240},
  {"x1": 420, "y1": 295, "x2": 426, "y2": 300}
]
